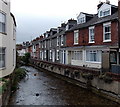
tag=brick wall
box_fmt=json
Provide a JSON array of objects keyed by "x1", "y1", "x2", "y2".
[{"x1": 66, "y1": 21, "x2": 118, "y2": 47}]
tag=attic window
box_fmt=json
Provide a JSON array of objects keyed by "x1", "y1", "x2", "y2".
[
  {"x1": 79, "y1": 17, "x2": 85, "y2": 24},
  {"x1": 99, "y1": 9, "x2": 110, "y2": 17}
]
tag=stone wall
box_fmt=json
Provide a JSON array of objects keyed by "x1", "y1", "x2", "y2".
[{"x1": 30, "y1": 59, "x2": 120, "y2": 104}]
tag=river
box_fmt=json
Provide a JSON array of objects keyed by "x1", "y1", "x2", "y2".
[{"x1": 8, "y1": 66, "x2": 119, "y2": 106}]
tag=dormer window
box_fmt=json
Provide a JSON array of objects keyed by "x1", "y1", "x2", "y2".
[
  {"x1": 98, "y1": 3, "x2": 111, "y2": 18},
  {"x1": 103, "y1": 9, "x2": 110, "y2": 16},
  {"x1": 99, "y1": 9, "x2": 110, "y2": 17},
  {"x1": 80, "y1": 17, "x2": 85, "y2": 24},
  {"x1": 77, "y1": 13, "x2": 86, "y2": 24}
]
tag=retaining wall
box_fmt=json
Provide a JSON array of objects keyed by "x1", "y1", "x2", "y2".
[{"x1": 30, "y1": 59, "x2": 120, "y2": 104}]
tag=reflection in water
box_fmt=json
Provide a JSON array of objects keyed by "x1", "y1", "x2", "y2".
[{"x1": 9, "y1": 66, "x2": 119, "y2": 105}]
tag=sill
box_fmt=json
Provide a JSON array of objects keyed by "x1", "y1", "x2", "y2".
[
  {"x1": 0, "y1": 32, "x2": 7, "y2": 35},
  {"x1": 103, "y1": 40, "x2": 111, "y2": 42},
  {"x1": 74, "y1": 43, "x2": 79, "y2": 45},
  {"x1": 0, "y1": 67, "x2": 6, "y2": 70},
  {"x1": 89, "y1": 41, "x2": 95, "y2": 44},
  {"x1": 86, "y1": 61, "x2": 101, "y2": 64}
]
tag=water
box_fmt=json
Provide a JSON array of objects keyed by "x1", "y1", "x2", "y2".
[{"x1": 9, "y1": 66, "x2": 119, "y2": 105}]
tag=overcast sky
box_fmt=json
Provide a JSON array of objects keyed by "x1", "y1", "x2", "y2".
[{"x1": 10, "y1": 0, "x2": 118, "y2": 44}]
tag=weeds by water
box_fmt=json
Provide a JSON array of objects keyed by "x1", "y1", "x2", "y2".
[{"x1": 11, "y1": 68, "x2": 26, "y2": 92}]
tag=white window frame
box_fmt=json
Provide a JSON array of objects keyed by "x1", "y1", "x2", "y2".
[
  {"x1": 56, "y1": 50, "x2": 59, "y2": 60},
  {"x1": 0, "y1": 47, "x2": 6, "y2": 69},
  {"x1": 80, "y1": 17, "x2": 85, "y2": 24},
  {"x1": 50, "y1": 50, "x2": 52, "y2": 59},
  {"x1": 89, "y1": 26, "x2": 95, "y2": 43},
  {"x1": 71, "y1": 51, "x2": 83, "y2": 60},
  {"x1": 61, "y1": 35, "x2": 64, "y2": 46},
  {"x1": 0, "y1": 12, "x2": 6, "y2": 34},
  {"x1": 57, "y1": 36, "x2": 59, "y2": 46},
  {"x1": 74, "y1": 30, "x2": 79, "y2": 45},
  {"x1": 86, "y1": 50, "x2": 101, "y2": 63},
  {"x1": 44, "y1": 41, "x2": 46, "y2": 48},
  {"x1": 103, "y1": 22, "x2": 111, "y2": 42},
  {"x1": 103, "y1": 9, "x2": 110, "y2": 17},
  {"x1": 44, "y1": 50, "x2": 46, "y2": 58}
]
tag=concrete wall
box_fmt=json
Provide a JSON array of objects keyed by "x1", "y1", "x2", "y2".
[
  {"x1": 0, "y1": 0, "x2": 16, "y2": 77},
  {"x1": 30, "y1": 59, "x2": 120, "y2": 103}
]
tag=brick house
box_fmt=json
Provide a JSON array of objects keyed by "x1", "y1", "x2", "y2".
[
  {"x1": 65, "y1": 2, "x2": 118, "y2": 71},
  {"x1": 26, "y1": 1, "x2": 120, "y2": 73}
]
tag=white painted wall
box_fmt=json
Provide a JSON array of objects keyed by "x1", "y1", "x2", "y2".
[
  {"x1": 66, "y1": 47, "x2": 105, "y2": 69},
  {"x1": 0, "y1": 0, "x2": 16, "y2": 77}
]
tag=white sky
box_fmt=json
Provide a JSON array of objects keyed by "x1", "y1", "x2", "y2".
[{"x1": 10, "y1": 0, "x2": 118, "y2": 43}]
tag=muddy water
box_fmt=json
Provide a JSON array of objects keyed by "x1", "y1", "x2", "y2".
[{"x1": 9, "y1": 66, "x2": 119, "y2": 105}]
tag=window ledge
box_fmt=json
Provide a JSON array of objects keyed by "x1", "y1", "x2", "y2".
[
  {"x1": 0, "y1": 67, "x2": 6, "y2": 70},
  {"x1": 74, "y1": 43, "x2": 79, "y2": 45},
  {"x1": 86, "y1": 61, "x2": 101, "y2": 64},
  {"x1": 89, "y1": 41, "x2": 95, "y2": 44},
  {"x1": 103, "y1": 40, "x2": 111, "y2": 42},
  {"x1": 0, "y1": 32, "x2": 7, "y2": 35}
]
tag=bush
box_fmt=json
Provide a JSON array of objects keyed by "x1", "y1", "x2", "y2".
[
  {"x1": 22, "y1": 53, "x2": 30, "y2": 65},
  {"x1": 11, "y1": 68, "x2": 26, "y2": 92},
  {"x1": 0, "y1": 78, "x2": 10, "y2": 95}
]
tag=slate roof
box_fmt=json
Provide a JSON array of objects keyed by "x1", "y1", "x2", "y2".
[{"x1": 67, "y1": 11, "x2": 118, "y2": 32}]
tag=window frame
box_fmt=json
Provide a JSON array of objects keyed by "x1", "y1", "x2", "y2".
[
  {"x1": 56, "y1": 50, "x2": 59, "y2": 60},
  {"x1": 89, "y1": 26, "x2": 95, "y2": 43},
  {"x1": 61, "y1": 35, "x2": 64, "y2": 46},
  {"x1": 0, "y1": 47, "x2": 6, "y2": 69},
  {"x1": 57, "y1": 36, "x2": 59, "y2": 46},
  {"x1": 50, "y1": 50, "x2": 52, "y2": 59},
  {"x1": 0, "y1": 12, "x2": 6, "y2": 34},
  {"x1": 72, "y1": 51, "x2": 83, "y2": 61},
  {"x1": 86, "y1": 50, "x2": 101, "y2": 63},
  {"x1": 74, "y1": 30, "x2": 79, "y2": 45},
  {"x1": 103, "y1": 22, "x2": 111, "y2": 42}
]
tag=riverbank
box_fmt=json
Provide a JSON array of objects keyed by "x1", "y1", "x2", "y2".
[
  {"x1": 0, "y1": 68, "x2": 26, "y2": 106},
  {"x1": 30, "y1": 59, "x2": 120, "y2": 104},
  {"x1": 9, "y1": 66, "x2": 119, "y2": 105}
]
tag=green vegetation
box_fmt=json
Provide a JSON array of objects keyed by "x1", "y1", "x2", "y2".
[
  {"x1": 22, "y1": 52, "x2": 30, "y2": 65},
  {"x1": 0, "y1": 78, "x2": 10, "y2": 95},
  {"x1": 11, "y1": 68, "x2": 27, "y2": 92}
]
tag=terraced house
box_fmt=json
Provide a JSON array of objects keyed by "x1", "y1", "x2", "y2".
[
  {"x1": 65, "y1": 1, "x2": 119, "y2": 72},
  {"x1": 25, "y1": 1, "x2": 120, "y2": 73},
  {"x1": 0, "y1": 0, "x2": 16, "y2": 77}
]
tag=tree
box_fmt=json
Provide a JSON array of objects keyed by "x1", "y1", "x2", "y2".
[{"x1": 22, "y1": 53, "x2": 30, "y2": 65}]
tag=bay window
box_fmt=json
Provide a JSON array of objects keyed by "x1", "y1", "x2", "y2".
[
  {"x1": 86, "y1": 50, "x2": 101, "y2": 62},
  {"x1": 72, "y1": 51, "x2": 83, "y2": 60}
]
